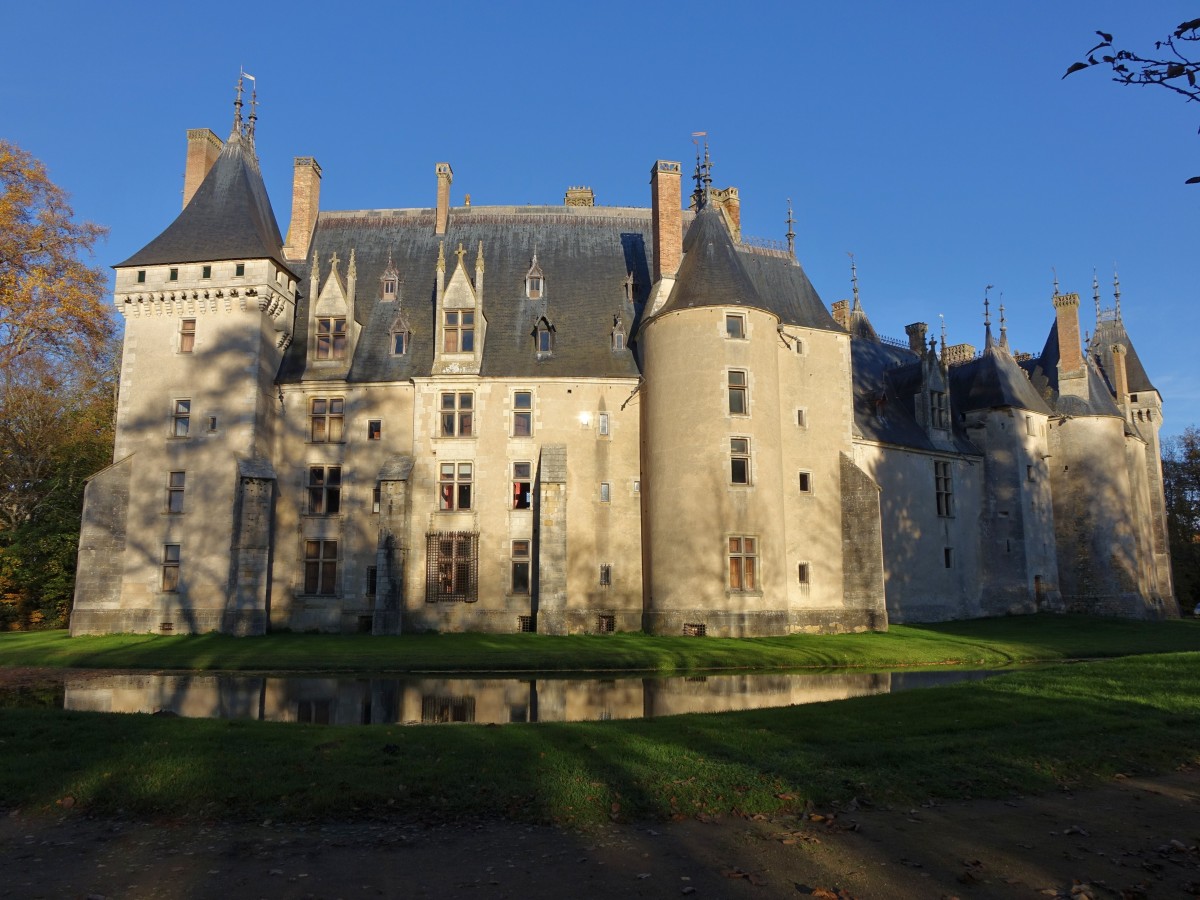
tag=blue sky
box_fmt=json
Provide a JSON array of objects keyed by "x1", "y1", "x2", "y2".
[{"x1": 4, "y1": 1, "x2": 1197, "y2": 431}]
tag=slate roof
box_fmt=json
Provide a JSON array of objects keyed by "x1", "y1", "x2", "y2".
[
  {"x1": 651, "y1": 205, "x2": 840, "y2": 331},
  {"x1": 1091, "y1": 315, "x2": 1158, "y2": 395},
  {"x1": 949, "y1": 334, "x2": 1051, "y2": 415},
  {"x1": 279, "y1": 206, "x2": 651, "y2": 383},
  {"x1": 118, "y1": 130, "x2": 291, "y2": 272},
  {"x1": 1021, "y1": 321, "x2": 1125, "y2": 418}
]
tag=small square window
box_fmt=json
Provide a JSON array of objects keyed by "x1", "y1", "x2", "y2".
[
  {"x1": 725, "y1": 313, "x2": 745, "y2": 339},
  {"x1": 600, "y1": 482, "x2": 611, "y2": 503},
  {"x1": 168, "y1": 267, "x2": 179, "y2": 281},
  {"x1": 234, "y1": 263, "x2": 245, "y2": 277},
  {"x1": 367, "y1": 419, "x2": 381, "y2": 441},
  {"x1": 797, "y1": 562, "x2": 810, "y2": 585},
  {"x1": 136, "y1": 269, "x2": 146, "y2": 283},
  {"x1": 633, "y1": 479, "x2": 640, "y2": 493},
  {"x1": 201, "y1": 265, "x2": 212, "y2": 279},
  {"x1": 798, "y1": 471, "x2": 812, "y2": 493}
]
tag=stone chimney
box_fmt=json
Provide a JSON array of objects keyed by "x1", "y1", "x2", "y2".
[
  {"x1": 905, "y1": 322, "x2": 929, "y2": 355},
  {"x1": 943, "y1": 343, "x2": 977, "y2": 366},
  {"x1": 1053, "y1": 292, "x2": 1085, "y2": 381},
  {"x1": 831, "y1": 300, "x2": 850, "y2": 330},
  {"x1": 1110, "y1": 342, "x2": 1129, "y2": 410},
  {"x1": 183, "y1": 128, "x2": 223, "y2": 209},
  {"x1": 711, "y1": 187, "x2": 741, "y2": 242},
  {"x1": 650, "y1": 160, "x2": 682, "y2": 282},
  {"x1": 564, "y1": 186, "x2": 594, "y2": 207},
  {"x1": 435, "y1": 162, "x2": 454, "y2": 235},
  {"x1": 283, "y1": 157, "x2": 322, "y2": 261}
]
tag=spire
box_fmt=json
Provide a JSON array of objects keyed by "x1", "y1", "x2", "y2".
[
  {"x1": 347, "y1": 247, "x2": 356, "y2": 281},
  {"x1": 436, "y1": 241, "x2": 446, "y2": 273},
  {"x1": 232, "y1": 74, "x2": 245, "y2": 137},
  {"x1": 1092, "y1": 268, "x2": 1101, "y2": 321},
  {"x1": 702, "y1": 140, "x2": 713, "y2": 206},
  {"x1": 476, "y1": 240, "x2": 485, "y2": 272},
  {"x1": 1052, "y1": 266, "x2": 1060, "y2": 297},
  {"x1": 939, "y1": 314, "x2": 947, "y2": 358},
  {"x1": 983, "y1": 285, "x2": 994, "y2": 348},
  {"x1": 849, "y1": 253, "x2": 861, "y2": 311},
  {"x1": 999, "y1": 302, "x2": 1010, "y2": 353},
  {"x1": 1113, "y1": 264, "x2": 1122, "y2": 321},
  {"x1": 785, "y1": 198, "x2": 796, "y2": 258}
]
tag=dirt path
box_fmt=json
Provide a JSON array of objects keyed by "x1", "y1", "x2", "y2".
[{"x1": 3, "y1": 767, "x2": 1199, "y2": 899}]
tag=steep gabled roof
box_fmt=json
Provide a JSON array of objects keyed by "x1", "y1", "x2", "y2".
[
  {"x1": 951, "y1": 342, "x2": 1051, "y2": 415},
  {"x1": 118, "y1": 131, "x2": 291, "y2": 272}
]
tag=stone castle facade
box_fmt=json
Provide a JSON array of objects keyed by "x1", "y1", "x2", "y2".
[{"x1": 69, "y1": 96, "x2": 1178, "y2": 637}]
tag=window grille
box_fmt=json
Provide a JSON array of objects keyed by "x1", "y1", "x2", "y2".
[
  {"x1": 517, "y1": 615, "x2": 534, "y2": 633},
  {"x1": 421, "y1": 695, "x2": 476, "y2": 723},
  {"x1": 597, "y1": 614, "x2": 615, "y2": 633},
  {"x1": 425, "y1": 531, "x2": 478, "y2": 602},
  {"x1": 683, "y1": 623, "x2": 707, "y2": 637}
]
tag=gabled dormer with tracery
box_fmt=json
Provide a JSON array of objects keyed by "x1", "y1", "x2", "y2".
[
  {"x1": 309, "y1": 247, "x2": 361, "y2": 368},
  {"x1": 433, "y1": 240, "x2": 486, "y2": 375}
]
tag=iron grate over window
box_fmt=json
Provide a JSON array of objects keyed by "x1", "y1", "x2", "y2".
[
  {"x1": 421, "y1": 694, "x2": 476, "y2": 723},
  {"x1": 425, "y1": 531, "x2": 479, "y2": 602},
  {"x1": 682, "y1": 622, "x2": 707, "y2": 637},
  {"x1": 597, "y1": 614, "x2": 615, "y2": 633},
  {"x1": 517, "y1": 615, "x2": 534, "y2": 633}
]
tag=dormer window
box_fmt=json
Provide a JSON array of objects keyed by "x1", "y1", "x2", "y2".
[
  {"x1": 384, "y1": 278, "x2": 397, "y2": 297},
  {"x1": 390, "y1": 313, "x2": 411, "y2": 356},
  {"x1": 611, "y1": 314, "x2": 626, "y2": 352},
  {"x1": 381, "y1": 254, "x2": 400, "y2": 301},
  {"x1": 534, "y1": 318, "x2": 554, "y2": 355},
  {"x1": 316, "y1": 317, "x2": 347, "y2": 360},
  {"x1": 444, "y1": 311, "x2": 474, "y2": 353},
  {"x1": 525, "y1": 254, "x2": 545, "y2": 299}
]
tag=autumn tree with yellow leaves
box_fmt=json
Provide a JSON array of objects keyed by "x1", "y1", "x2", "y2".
[{"x1": 0, "y1": 141, "x2": 117, "y2": 628}]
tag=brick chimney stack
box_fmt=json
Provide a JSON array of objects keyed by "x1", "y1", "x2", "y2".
[
  {"x1": 831, "y1": 300, "x2": 850, "y2": 330},
  {"x1": 283, "y1": 157, "x2": 322, "y2": 262},
  {"x1": 905, "y1": 322, "x2": 929, "y2": 355},
  {"x1": 1053, "y1": 292, "x2": 1085, "y2": 379},
  {"x1": 650, "y1": 160, "x2": 682, "y2": 283},
  {"x1": 1110, "y1": 342, "x2": 1129, "y2": 410},
  {"x1": 435, "y1": 162, "x2": 454, "y2": 235},
  {"x1": 183, "y1": 128, "x2": 223, "y2": 209}
]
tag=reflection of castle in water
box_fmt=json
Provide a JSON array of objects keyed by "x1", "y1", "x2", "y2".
[{"x1": 62, "y1": 670, "x2": 998, "y2": 725}]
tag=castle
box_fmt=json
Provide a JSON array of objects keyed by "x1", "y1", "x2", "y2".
[{"x1": 69, "y1": 90, "x2": 1178, "y2": 637}]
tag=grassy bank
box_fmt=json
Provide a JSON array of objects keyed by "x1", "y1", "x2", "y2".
[
  {"x1": 1, "y1": 652, "x2": 1197, "y2": 825},
  {"x1": 3, "y1": 615, "x2": 1200, "y2": 673}
]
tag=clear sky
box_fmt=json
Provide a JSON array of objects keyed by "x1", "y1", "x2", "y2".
[{"x1": 3, "y1": 1, "x2": 1197, "y2": 431}]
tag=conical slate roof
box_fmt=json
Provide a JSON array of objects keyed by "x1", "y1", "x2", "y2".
[
  {"x1": 951, "y1": 340, "x2": 1051, "y2": 415},
  {"x1": 654, "y1": 205, "x2": 764, "y2": 315},
  {"x1": 1091, "y1": 316, "x2": 1157, "y2": 395},
  {"x1": 1021, "y1": 320, "x2": 1125, "y2": 418},
  {"x1": 118, "y1": 130, "x2": 291, "y2": 271}
]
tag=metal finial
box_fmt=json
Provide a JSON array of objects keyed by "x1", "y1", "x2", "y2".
[
  {"x1": 848, "y1": 252, "x2": 861, "y2": 310},
  {"x1": 983, "y1": 285, "x2": 993, "y2": 326},
  {"x1": 242, "y1": 71, "x2": 258, "y2": 141},
  {"x1": 785, "y1": 198, "x2": 796, "y2": 258},
  {"x1": 1052, "y1": 266, "x2": 1059, "y2": 297},
  {"x1": 702, "y1": 140, "x2": 712, "y2": 205},
  {"x1": 1113, "y1": 264, "x2": 1122, "y2": 321},
  {"x1": 691, "y1": 132, "x2": 705, "y2": 204},
  {"x1": 232, "y1": 74, "x2": 245, "y2": 134},
  {"x1": 999, "y1": 302, "x2": 1010, "y2": 350},
  {"x1": 1092, "y1": 268, "x2": 1101, "y2": 321},
  {"x1": 939, "y1": 314, "x2": 947, "y2": 357}
]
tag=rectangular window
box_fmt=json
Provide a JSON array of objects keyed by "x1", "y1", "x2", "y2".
[
  {"x1": 307, "y1": 465, "x2": 342, "y2": 515},
  {"x1": 598, "y1": 412, "x2": 610, "y2": 436},
  {"x1": 944, "y1": 547, "x2": 954, "y2": 569},
  {"x1": 439, "y1": 392, "x2": 474, "y2": 437},
  {"x1": 425, "y1": 531, "x2": 478, "y2": 602},
  {"x1": 1026, "y1": 415, "x2": 1036, "y2": 437},
  {"x1": 201, "y1": 265, "x2": 211, "y2": 279},
  {"x1": 315, "y1": 317, "x2": 347, "y2": 360},
  {"x1": 172, "y1": 399, "x2": 190, "y2": 437},
  {"x1": 438, "y1": 462, "x2": 473, "y2": 511},
  {"x1": 180, "y1": 319, "x2": 196, "y2": 353},
  {"x1": 513, "y1": 391, "x2": 533, "y2": 437},
  {"x1": 167, "y1": 471, "x2": 185, "y2": 514},
  {"x1": 728, "y1": 536, "x2": 757, "y2": 591},
  {"x1": 796, "y1": 408, "x2": 807, "y2": 428},
  {"x1": 730, "y1": 437, "x2": 751, "y2": 485},
  {"x1": 168, "y1": 267, "x2": 179, "y2": 281},
  {"x1": 207, "y1": 416, "x2": 217, "y2": 432},
  {"x1": 511, "y1": 540, "x2": 530, "y2": 594},
  {"x1": 304, "y1": 540, "x2": 338, "y2": 594},
  {"x1": 725, "y1": 313, "x2": 745, "y2": 339},
  {"x1": 797, "y1": 562, "x2": 810, "y2": 585},
  {"x1": 798, "y1": 471, "x2": 812, "y2": 493},
  {"x1": 935, "y1": 460, "x2": 954, "y2": 517},
  {"x1": 931, "y1": 391, "x2": 949, "y2": 429},
  {"x1": 1027, "y1": 464, "x2": 1035, "y2": 482},
  {"x1": 310, "y1": 398, "x2": 344, "y2": 442},
  {"x1": 392, "y1": 331, "x2": 407, "y2": 355},
  {"x1": 162, "y1": 544, "x2": 180, "y2": 592},
  {"x1": 512, "y1": 462, "x2": 532, "y2": 509},
  {"x1": 600, "y1": 482, "x2": 611, "y2": 503},
  {"x1": 372, "y1": 484, "x2": 381, "y2": 514},
  {"x1": 136, "y1": 269, "x2": 146, "y2": 283},
  {"x1": 367, "y1": 419, "x2": 381, "y2": 441},
  {"x1": 443, "y1": 311, "x2": 475, "y2": 352},
  {"x1": 728, "y1": 370, "x2": 748, "y2": 415},
  {"x1": 366, "y1": 566, "x2": 377, "y2": 597},
  {"x1": 234, "y1": 262, "x2": 245, "y2": 277},
  {"x1": 599, "y1": 564, "x2": 612, "y2": 587}
]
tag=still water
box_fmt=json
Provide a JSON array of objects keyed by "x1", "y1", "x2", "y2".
[{"x1": 53, "y1": 668, "x2": 1007, "y2": 726}]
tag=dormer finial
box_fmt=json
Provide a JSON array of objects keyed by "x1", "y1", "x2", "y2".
[
  {"x1": 785, "y1": 198, "x2": 796, "y2": 258},
  {"x1": 1092, "y1": 267, "x2": 1101, "y2": 321},
  {"x1": 476, "y1": 240, "x2": 485, "y2": 272},
  {"x1": 999, "y1": 301, "x2": 1010, "y2": 353},
  {"x1": 232, "y1": 74, "x2": 245, "y2": 136},
  {"x1": 1052, "y1": 266, "x2": 1060, "y2": 297},
  {"x1": 848, "y1": 252, "x2": 861, "y2": 311},
  {"x1": 983, "y1": 285, "x2": 994, "y2": 348},
  {"x1": 243, "y1": 71, "x2": 257, "y2": 143},
  {"x1": 1113, "y1": 263, "x2": 1122, "y2": 321}
]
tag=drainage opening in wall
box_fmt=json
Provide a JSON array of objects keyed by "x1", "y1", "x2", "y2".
[
  {"x1": 597, "y1": 614, "x2": 615, "y2": 633},
  {"x1": 682, "y1": 623, "x2": 707, "y2": 637},
  {"x1": 159, "y1": 622, "x2": 174, "y2": 634},
  {"x1": 517, "y1": 615, "x2": 534, "y2": 633}
]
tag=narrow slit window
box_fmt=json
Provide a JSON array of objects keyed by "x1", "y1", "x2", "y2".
[
  {"x1": 162, "y1": 544, "x2": 180, "y2": 592},
  {"x1": 511, "y1": 540, "x2": 530, "y2": 594},
  {"x1": 512, "y1": 462, "x2": 532, "y2": 509},
  {"x1": 730, "y1": 437, "x2": 751, "y2": 485},
  {"x1": 167, "y1": 471, "x2": 185, "y2": 514}
]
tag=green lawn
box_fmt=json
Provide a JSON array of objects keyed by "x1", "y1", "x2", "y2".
[
  {"x1": 1, "y1": 652, "x2": 1197, "y2": 825},
  {"x1": 4, "y1": 615, "x2": 1200, "y2": 673}
]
